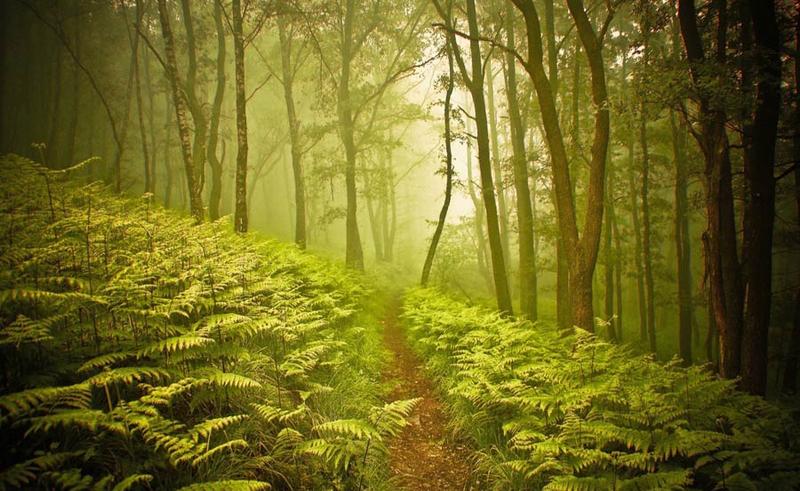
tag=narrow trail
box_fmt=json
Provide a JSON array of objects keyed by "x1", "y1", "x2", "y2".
[{"x1": 381, "y1": 296, "x2": 473, "y2": 490}]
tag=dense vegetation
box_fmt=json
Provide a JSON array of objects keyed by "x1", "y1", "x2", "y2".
[
  {"x1": 0, "y1": 156, "x2": 418, "y2": 490},
  {"x1": 402, "y1": 287, "x2": 800, "y2": 490},
  {"x1": 1, "y1": 0, "x2": 800, "y2": 488}
]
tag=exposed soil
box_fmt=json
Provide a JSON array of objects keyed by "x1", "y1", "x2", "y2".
[{"x1": 381, "y1": 296, "x2": 474, "y2": 491}]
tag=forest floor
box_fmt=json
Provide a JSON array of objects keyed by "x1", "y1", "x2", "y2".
[{"x1": 381, "y1": 295, "x2": 474, "y2": 490}]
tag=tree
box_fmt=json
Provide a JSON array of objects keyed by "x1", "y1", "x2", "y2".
[
  {"x1": 678, "y1": 0, "x2": 743, "y2": 378},
  {"x1": 232, "y1": 0, "x2": 249, "y2": 233},
  {"x1": 207, "y1": 0, "x2": 227, "y2": 221},
  {"x1": 504, "y1": 1, "x2": 537, "y2": 320},
  {"x1": 740, "y1": 0, "x2": 781, "y2": 395},
  {"x1": 511, "y1": 0, "x2": 611, "y2": 331},
  {"x1": 421, "y1": 38, "x2": 455, "y2": 286},
  {"x1": 277, "y1": 2, "x2": 307, "y2": 248},
  {"x1": 434, "y1": 0, "x2": 513, "y2": 315},
  {"x1": 157, "y1": 0, "x2": 204, "y2": 222}
]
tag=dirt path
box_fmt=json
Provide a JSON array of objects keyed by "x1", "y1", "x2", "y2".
[{"x1": 382, "y1": 296, "x2": 473, "y2": 490}]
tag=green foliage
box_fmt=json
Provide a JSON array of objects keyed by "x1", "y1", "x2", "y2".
[
  {"x1": 0, "y1": 155, "x2": 387, "y2": 489},
  {"x1": 401, "y1": 287, "x2": 800, "y2": 490}
]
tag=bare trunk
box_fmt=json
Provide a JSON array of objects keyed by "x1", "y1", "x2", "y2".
[
  {"x1": 277, "y1": 7, "x2": 307, "y2": 248},
  {"x1": 157, "y1": 0, "x2": 203, "y2": 222},
  {"x1": 504, "y1": 3, "x2": 537, "y2": 319},
  {"x1": 207, "y1": 0, "x2": 226, "y2": 220},
  {"x1": 232, "y1": 0, "x2": 248, "y2": 233},
  {"x1": 740, "y1": 0, "x2": 780, "y2": 395},
  {"x1": 486, "y1": 60, "x2": 511, "y2": 270},
  {"x1": 421, "y1": 41, "x2": 454, "y2": 286},
  {"x1": 640, "y1": 101, "x2": 657, "y2": 354},
  {"x1": 340, "y1": 0, "x2": 364, "y2": 269}
]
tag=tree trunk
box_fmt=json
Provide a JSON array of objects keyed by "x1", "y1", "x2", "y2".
[
  {"x1": 466, "y1": 118, "x2": 492, "y2": 292},
  {"x1": 603, "y1": 164, "x2": 616, "y2": 340},
  {"x1": 278, "y1": 6, "x2": 307, "y2": 249},
  {"x1": 340, "y1": 0, "x2": 364, "y2": 269},
  {"x1": 504, "y1": 3, "x2": 537, "y2": 320},
  {"x1": 671, "y1": 110, "x2": 693, "y2": 365},
  {"x1": 512, "y1": 0, "x2": 609, "y2": 331},
  {"x1": 740, "y1": 0, "x2": 780, "y2": 395},
  {"x1": 486, "y1": 60, "x2": 511, "y2": 270},
  {"x1": 783, "y1": 7, "x2": 800, "y2": 393},
  {"x1": 132, "y1": 0, "x2": 152, "y2": 194},
  {"x1": 207, "y1": 0, "x2": 226, "y2": 220},
  {"x1": 421, "y1": 41, "x2": 454, "y2": 286},
  {"x1": 157, "y1": 0, "x2": 203, "y2": 222},
  {"x1": 179, "y1": 0, "x2": 208, "y2": 203},
  {"x1": 64, "y1": 12, "x2": 80, "y2": 165},
  {"x1": 455, "y1": 0, "x2": 513, "y2": 314},
  {"x1": 232, "y1": 0, "x2": 248, "y2": 233},
  {"x1": 640, "y1": 101, "x2": 657, "y2": 354},
  {"x1": 678, "y1": 0, "x2": 743, "y2": 379}
]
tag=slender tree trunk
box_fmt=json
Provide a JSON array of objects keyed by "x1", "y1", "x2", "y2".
[
  {"x1": 65, "y1": 12, "x2": 80, "y2": 165},
  {"x1": 232, "y1": 0, "x2": 248, "y2": 233},
  {"x1": 132, "y1": 0, "x2": 151, "y2": 194},
  {"x1": 179, "y1": 0, "x2": 208, "y2": 201},
  {"x1": 421, "y1": 41, "x2": 454, "y2": 286},
  {"x1": 340, "y1": 0, "x2": 364, "y2": 269},
  {"x1": 207, "y1": 0, "x2": 226, "y2": 220},
  {"x1": 143, "y1": 45, "x2": 157, "y2": 194},
  {"x1": 46, "y1": 46, "x2": 62, "y2": 166},
  {"x1": 671, "y1": 110, "x2": 693, "y2": 365},
  {"x1": 486, "y1": 60, "x2": 511, "y2": 269},
  {"x1": 504, "y1": 3, "x2": 537, "y2": 319},
  {"x1": 278, "y1": 6, "x2": 307, "y2": 249},
  {"x1": 157, "y1": 0, "x2": 203, "y2": 222},
  {"x1": 740, "y1": 0, "x2": 780, "y2": 395},
  {"x1": 543, "y1": 0, "x2": 569, "y2": 329},
  {"x1": 450, "y1": 0, "x2": 513, "y2": 314},
  {"x1": 466, "y1": 119, "x2": 491, "y2": 291},
  {"x1": 640, "y1": 101, "x2": 657, "y2": 354},
  {"x1": 603, "y1": 163, "x2": 616, "y2": 340},
  {"x1": 612, "y1": 185, "x2": 623, "y2": 342}
]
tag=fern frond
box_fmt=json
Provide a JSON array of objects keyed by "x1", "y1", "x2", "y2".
[
  {"x1": 176, "y1": 480, "x2": 270, "y2": 491},
  {"x1": 111, "y1": 474, "x2": 154, "y2": 491}
]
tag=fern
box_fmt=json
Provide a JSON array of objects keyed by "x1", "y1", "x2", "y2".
[{"x1": 176, "y1": 480, "x2": 270, "y2": 491}]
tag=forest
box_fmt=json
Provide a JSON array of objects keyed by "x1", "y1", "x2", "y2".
[{"x1": 0, "y1": 0, "x2": 799, "y2": 489}]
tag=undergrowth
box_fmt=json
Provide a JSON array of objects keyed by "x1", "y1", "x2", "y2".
[
  {"x1": 0, "y1": 155, "x2": 417, "y2": 490},
  {"x1": 401, "y1": 287, "x2": 800, "y2": 490}
]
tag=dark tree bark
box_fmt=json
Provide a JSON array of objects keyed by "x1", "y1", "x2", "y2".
[
  {"x1": 207, "y1": 0, "x2": 226, "y2": 221},
  {"x1": 671, "y1": 110, "x2": 693, "y2": 365},
  {"x1": 156, "y1": 0, "x2": 203, "y2": 222},
  {"x1": 678, "y1": 0, "x2": 743, "y2": 379},
  {"x1": 504, "y1": 3, "x2": 537, "y2": 320},
  {"x1": 421, "y1": 41, "x2": 455, "y2": 286},
  {"x1": 740, "y1": 0, "x2": 780, "y2": 395},
  {"x1": 783, "y1": 6, "x2": 800, "y2": 393},
  {"x1": 232, "y1": 0, "x2": 248, "y2": 233},
  {"x1": 277, "y1": 4, "x2": 307, "y2": 249}
]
